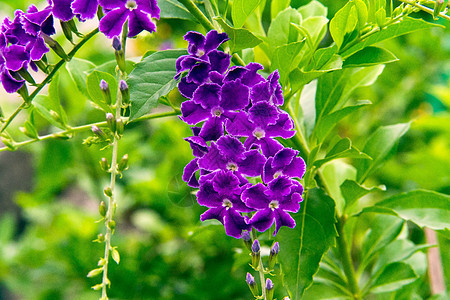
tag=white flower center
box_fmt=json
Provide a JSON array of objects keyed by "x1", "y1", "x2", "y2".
[
  {"x1": 253, "y1": 127, "x2": 265, "y2": 139},
  {"x1": 222, "y1": 199, "x2": 233, "y2": 209},
  {"x1": 274, "y1": 171, "x2": 283, "y2": 179},
  {"x1": 226, "y1": 162, "x2": 238, "y2": 171},
  {"x1": 126, "y1": 0, "x2": 137, "y2": 9},
  {"x1": 269, "y1": 200, "x2": 279, "y2": 210},
  {"x1": 212, "y1": 107, "x2": 223, "y2": 117},
  {"x1": 196, "y1": 49, "x2": 205, "y2": 57}
]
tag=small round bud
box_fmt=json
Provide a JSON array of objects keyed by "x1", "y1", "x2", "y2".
[
  {"x1": 99, "y1": 201, "x2": 107, "y2": 217},
  {"x1": 108, "y1": 220, "x2": 116, "y2": 231},
  {"x1": 269, "y1": 241, "x2": 279, "y2": 269},
  {"x1": 246, "y1": 273, "x2": 255, "y2": 286},
  {"x1": 112, "y1": 36, "x2": 122, "y2": 51},
  {"x1": 271, "y1": 242, "x2": 279, "y2": 255},
  {"x1": 242, "y1": 230, "x2": 252, "y2": 251},
  {"x1": 99, "y1": 80, "x2": 112, "y2": 105},
  {"x1": 119, "y1": 80, "x2": 130, "y2": 105},
  {"x1": 104, "y1": 186, "x2": 113, "y2": 197},
  {"x1": 91, "y1": 125, "x2": 106, "y2": 139},
  {"x1": 100, "y1": 79, "x2": 109, "y2": 91},
  {"x1": 266, "y1": 278, "x2": 274, "y2": 300},
  {"x1": 97, "y1": 233, "x2": 105, "y2": 242},
  {"x1": 251, "y1": 239, "x2": 261, "y2": 269}
]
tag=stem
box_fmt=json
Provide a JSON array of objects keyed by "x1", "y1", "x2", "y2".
[
  {"x1": 0, "y1": 28, "x2": 99, "y2": 135},
  {"x1": 336, "y1": 216, "x2": 361, "y2": 300},
  {"x1": 258, "y1": 254, "x2": 267, "y2": 300},
  {"x1": 0, "y1": 110, "x2": 179, "y2": 153},
  {"x1": 400, "y1": 0, "x2": 450, "y2": 20},
  {"x1": 178, "y1": 0, "x2": 215, "y2": 31}
]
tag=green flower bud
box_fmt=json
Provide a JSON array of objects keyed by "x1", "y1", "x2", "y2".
[
  {"x1": 100, "y1": 158, "x2": 110, "y2": 172},
  {"x1": 119, "y1": 80, "x2": 130, "y2": 105},
  {"x1": 104, "y1": 186, "x2": 113, "y2": 197},
  {"x1": 251, "y1": 240, "x2": 261, "y2": 269},
  {"x1": 434, "y1": 0, "x2": 445, "y2": 20},
  {"x1": 99, "y1": 201, "x2": 107, "y2": 217},
  {"x1": 265, "y1": 279, "x2": 274, "y2": 300},
  {"x1": 113, "y1": 37, "x2": 127, "y2": 73},
  {"x1": 34, "y1": 59, "x2": 48, "y2": 74},
  {"x1": 116, "y1": 118, "x2": 124, "y2": 136},
  {"x1": 106, "y1": 113, "x2": 116, "y2": 133},
  {"x1": 246, "y1": 273, "x2": 258, "y2": 297},
  {"x1": 91, "y1": 284, "x2": 103, "y2": 291},
  {"x1": 91, "y1": 125, "x2": 106, "y2": 139},
  {"x1": 117, "y1": 154, "x2": 128, "y2": 172},
  {"x1": 242, "y1": 230, "x2": 252, "y2": 251},
  {"x1": 17, "y1": 84, "x2": 29, "y2": 101},
  {"x1": 66, "y1": 19, "x2": 83, "y2": 37},
  {"x1": 60, "y1": 20, "x2": 74, "y2": 43},
  {"x1": 17, "y1": 68, "x2": 35, "y2": 84},
  {"x1": 97, "y1": 233, "x2": 105, "y2": 242},
  {"x1": 42, "y1": 33, "x2": 69, "y2": 61},
  {"x1": 268, "y1": 242, "x2": 279, "y2": 270},
  {"x1": 87, "y1": 267, "x2": 103, "y2": 278},
  {"x1": 1, "y1": 135, "x2": 16, "y2": 151},
  {"x1": 19, "y1": 121, "x2": 38, "y2": 139},
  {"x1": 108, "y1": 220, "x2": 116, "y2": 231}
]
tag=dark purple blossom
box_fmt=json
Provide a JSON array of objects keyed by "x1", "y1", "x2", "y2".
[
  {"x1": 72, "y1": 0, "x2": 99, "y2": 21},
  {"x1": 99, "y1": 0, "x2": 160, "y2": 38},
  {"x1": 263, "y1": 148, "x2": 306, "y2": 183},
  {"x1": 48, "y1": 0, "x2": 75, "y2": 22}
]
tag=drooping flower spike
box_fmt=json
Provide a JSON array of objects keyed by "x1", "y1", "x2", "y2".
[{"x1": 176, "y1": 30, "x2": 306, "y2": 238}]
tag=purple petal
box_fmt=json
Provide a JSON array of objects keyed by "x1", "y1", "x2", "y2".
[
  {"x1": 137, "y1": 0, "x2": 160, "y2": 18},
  {"x1": 52, "y1": 0, "x2": 75, "y2": 21},
  {"x1": 178, "y1": 77, "x2": 198, "y2": 99},
  {"x1": 248, "y1": 102, "x2": 279, "y2": 126},
  {"x1": 180, "y1": 100, "x2": 209, "y2": 125},
  {"x1": 223, "y1": 209, "x2": 251, "y2": 238},
  {"x1": 204, "y1": 30, "x2": 229, "y2": 53},
  {"x1": 240, "y1": 62, "x2": 265, "y2": 87},
  {"x1": 262, "y1": 157, "x2": 276, "y2": 184},
  {"x1": 250, "y1": 80, "x2": 270, "y2": 103},
  {"x1": 249, "y1": 208, "x2": 275, "y2": 232},
  {"x1": 1, "y1": 70, "x2": 25, "y2": 93},
  {"x1": 273, "y1": 209, "x2": 295, "y2": 235},
  {"x1": 198, "y1": 142, "x2": 228, "y2": 171},
  {"x1": 99, "y1": 8, "x2": 129, "y2": 39},
  {"x1": 267, "y1": 176, "x2": 293, "y2": 197},
  {"x1": 192, "y1": 83, "x2": 221, "y2": 109},
  {"x1": 225, "y1": 111, "x2": 254, "y2": 137},
  {"x1": 187, "y1": 62, "x2": 210, "y2": 85},
  {"x1": 207, "y1": 50, "x2": 230, "y2": 74},
  {"x1": 72, "y1": 0, "x2": 99, "y2": 20},
  {"x1": 182, "y1": 158, "x2": 200, "y2": 187},
  {"x1": 278, "y1": 193, "x2": 301, "y2": 212},
  {"x1": 197, "y1": 180, "x2": 223, "y2": 207},
  {"x1": 220, "y1": 79, "x2": 249, "y2": 110},
  {"x1": 184, "y1": 136, "x2": 207, "y2": 157},
  {"x1": 184, "y1": 31, "x2": 205, "y2": 55},
  {"x1": 198, "y1": 117, "x2": 224, "y2": 141},
  {"x1": 128, "y1": 9, "x2": 156, "y2": 37},
  {"x1": 200, "y1": 206, "x2": 226, "y2": 223},
  {"x1": 29, "y1": 37, "x2": 49, "y2": 61},
  {"x1": 255, "y1": 137, "x2": 284, "y2": 157},
  {"x1": 242, "y1": 183, "x2": 270, "y2": 209},
  {"x1": 209, "y1": 71, "x2": 224, "y2": 84},
  {"x1": 212, "y1": 170, "x2": 241, "y2": 195},
  {"x1": 216, "y1": 135, "x2": 246, "y2": 161},
  {"x1": 4, "y1": 45, "x2": 29, "y2": 71},
  {"x1": 283, "y1": 156, "x2": 306, "y2": 179},
  {"x1": 272, "y1": 148, "x2": 297, "y2": 169},
  {"x1": 265, "y1": 112, "x2": 295, "y2": 138},
  {"x1": 238, "y1": 150, "x2": 266, "y2": 177},
  {"x1": 268, "y1": 71, "x2": 284, "y2": 106}
]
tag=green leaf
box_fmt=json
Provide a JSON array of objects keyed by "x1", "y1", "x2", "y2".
[
  {"x1": 329, "y1": 2, "x2": 358, "y2": 49},
  {"x1": 128, "y1": 50, "x2": 186, "y2": 120},
  {"x1": 95, "y1": 59, "x2": 136, "y2": 76},
  {"x1": 298, "y1": 0, "x2": 327, "y2": 19},
  {"x1": 158, "y1": 0, "x2": 195, "y2": 20},
  {"x1": 341, "y1": 17, "x2": 443, "y2": 57},
  {"x1": 361, "y1": 214, "x2": 404, "y2": 267},
  {"x1": 314, "y1": 100, "x2": 371, "y2": 142},
  {"x1": 271, "y1": 0, "x2": 290, "y2": 20},
  {"x1": 340, "y1": 180, "x2": 385, "y2": 213},
  {"x1": 267, "y1": 7, "x2": 302, "y2": 48},
  {"x1": 374, "y1": 190, "x2": 450, "y2": 230},
  {"x1": 0, "y1": 213, "x2": 15, "y2": 244},
  {"x1": 313, "y1": 137, "x2": 371, "y2": 168},
  {"x1": 215, "y1": 18, "x2": 263, "y2": 52},
  {"x1": 354, "y1": 0, "x2": 368, "y2": 30},
  {"x1": 278, "y1": 188, "x2": 337, "y2": 300},
  {"x1": 356, "y1": 123, "x2": 410, "y2": 183},
  {"x1": 343, "y1": 46, "x2": 398, "y2": 68},
  {"x1": 271, "y1": 41, "x2": 305, "y2": 85},
  {"x1": 369, "y1": 262, "x2": 417, "y2": 294},
  {"x1": 232, "y1": 0, "x2": 261, "y2": 28},
  {"x1": 66, "y1": 58, "x2": 96, "y2": 97},
  {"x1": 321, "y1": 160, "x2": 356, "y2": 216},
  {"x1": 86, "y1": 70, "x2": 117, "y2": 113},
  {"x1": 111, "y1": 247, "x2": 120, "y2": 264}
]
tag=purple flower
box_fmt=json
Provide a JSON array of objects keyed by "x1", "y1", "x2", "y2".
[
  {"x1": 197, "y1": 170, "x2": 252, "y2": 238},
  {"x1": 242, "y1": 176, "x2": 303, "y2": 235},
  {"x1": 99, "y1": 0, "x2": 160, "y2": 38},
  {"x1": 263, "y1": 148, "x2": 306, "y2": 183},
  {"x1": 250, "y1": 70, "x2": 284, "y2": 106},
  {"x1": 72, "y1": 0, "x2": 99, "y2": 21},
  {"x1": 198, "y1": 135, "x2": 266, "y2": 177},
  {"x1": 0, "y1": 33, "x2": 27, "y2": 93}
]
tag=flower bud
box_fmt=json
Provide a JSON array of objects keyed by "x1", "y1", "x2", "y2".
[
  {"x1": 91, "y1": 125, "x2": 106, "y2": 139},
  {"x1": 60, "y1": 20, "x2": 74, "y2": 43},
  {"x1": 117, "y1": 154, "x2": 128, "y2": 172},
  {"x1": 104, "y1": 186, "x2": 113, "y2": 197},
  {"x1": 67, "y1": 19, "x2": 83, "y2": 37},
  {"x1": 19, "y1": 121, "x2": 38, "y2": 139},
  {"x1": 87, "y1": 267, "x2": 103, "y2": 278},
  {"x1": 100, "y1": 157, "x2": 110, "y2": 172},
  {"x1": 251, "y1": 239, "x2": 261, "y2": 269},
  {"x1": 1, "y1": 135, "x2": 15, "y2": 151},
  {"x1": 242, "y1": 230, "x2": 252, "y2": 251},
  {"x1": 246, "y1": 273, "x2": 258, "y2": 297},
  {"x1": 113, "y1": 37, "x2": 126, "y2": 73},
  {"x1": 94, "y1": 233, "x2": 105, "y2": 243},
  {"x1": 106, "y1": 113, "x2": 116, "y2": 133},
  {"x1": 99, "y1": 80, "x2": 112, "y2": 105},
  {"x1": 17, "y1": 84, "x2": 29, "y2": 101},
  {"x1": 34, "y1": 59, "x2": 48, "y2": 73},
  {"x1": 108, "y1": 220, "x2": 116, "y2": 231},
  {"x1": 119, "y1": 80, "x2": 130, "y2": 105},
  {"x1": 99, "y1": 201, "x2": 107, "y2": 217},
  {"x1": 434, "y1": 0, "x2": 445, "y2": 20},
  {"x1": 42, "y1": 33, "x2": 69, "y2": 61},
  {"x1": 269, "y1": 242, "x2": 279, "y2": 269},
  {"x1": 17, "y1": 68, "x2": 35, "y2": 84},
  {"x1": 115, "y1": 118, "x2": 124, "y2": 136},
  {"x1": 265, "y1": 278, "x2": 274, "y2": 300}
]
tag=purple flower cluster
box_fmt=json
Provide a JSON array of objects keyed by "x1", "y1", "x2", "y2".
[
  {"x1": 177, "y1": 31, "x2": 306, "y2": 239},
  {"x1": 0, "y1": 0, "x2": 159, "y2": 93}
]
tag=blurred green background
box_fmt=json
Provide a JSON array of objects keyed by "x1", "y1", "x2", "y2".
[{"x1": 0, "y1": 0, "x2": 448, "y2": 299}]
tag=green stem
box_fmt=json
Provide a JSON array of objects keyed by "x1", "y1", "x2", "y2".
[
  {"x1": 400, "y1": 0, "x2": 450, "y2": 20},
  {"x1": 0, "y1": 110, "x2": 180, "y2": 153},
  {"x1": 0, "y1": 28, "x2": 99, "y2": 135},
  {"x1": 258, "y1": 254, "x2": 267, "y2": 300},
  {"x1": 336, "y1": 216, "x2": 361, "y2": 300},
  {"x1": 285, "y1": 106, "x2": 310, "y2": 160},
  {"x1": 178, "y1": 0, "x2": 215, "y2": 31}
]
